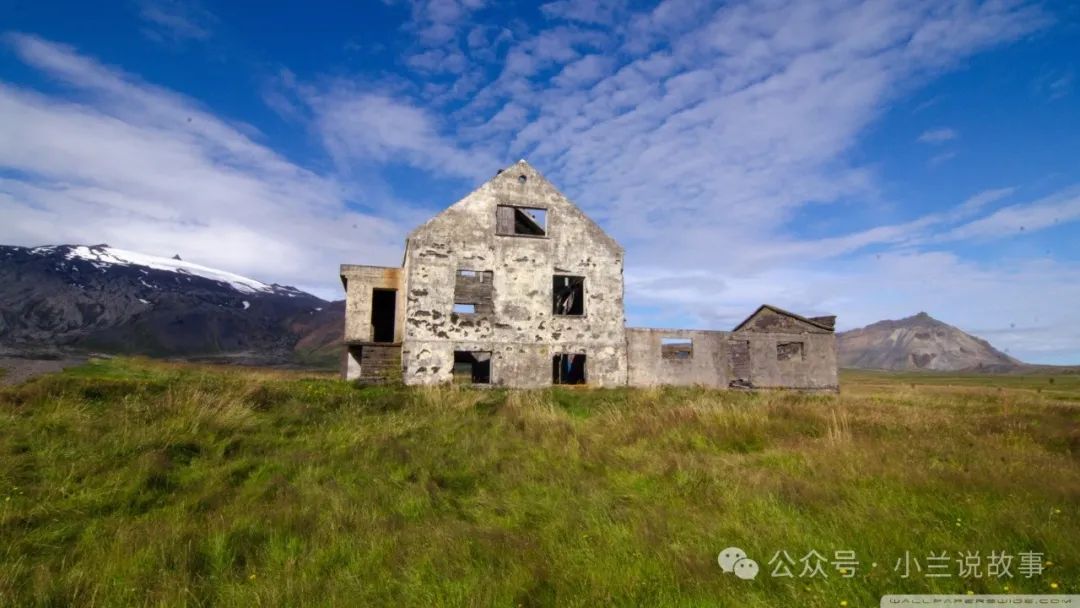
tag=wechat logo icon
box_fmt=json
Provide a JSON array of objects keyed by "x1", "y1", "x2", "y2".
[{"x1": 718, "y1": 546, "x2": 759, "y2": 580}]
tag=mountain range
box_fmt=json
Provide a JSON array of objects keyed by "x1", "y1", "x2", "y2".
[{"x1": 0, "y1": 244, "x2": 342, "y2": 366}]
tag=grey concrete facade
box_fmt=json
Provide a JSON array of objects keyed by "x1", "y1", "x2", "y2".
[
  {"x1": 340, "y1": 161, "x2": 837, "y2": 391},
  {"x1": 626, "y1": 328, "x2": 732, "y2": 387}
]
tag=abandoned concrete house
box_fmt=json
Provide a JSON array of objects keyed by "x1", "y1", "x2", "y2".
[{"x1": 340, "y1": 160, "x2": 838, "y2": 390}]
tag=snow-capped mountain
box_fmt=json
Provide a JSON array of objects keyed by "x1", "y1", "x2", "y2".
[
  {"x1": 59, "y1": 244, "x2": 303, "y2": 296},
  {"x1": 0, "y1": 244, "x2": 342, "y2": 364}
]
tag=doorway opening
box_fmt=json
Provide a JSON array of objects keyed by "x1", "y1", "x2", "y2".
[{"x1": 371, "y1": 289, "x2": 396, "y2": 343}]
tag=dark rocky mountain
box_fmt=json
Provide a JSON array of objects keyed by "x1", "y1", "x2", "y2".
[
  {"x1": 838, "y1": 312, "x2": 1022, "y2": 372},
  {"x1": 0, "y1": 244, "x2": 343, "y2": 366}
]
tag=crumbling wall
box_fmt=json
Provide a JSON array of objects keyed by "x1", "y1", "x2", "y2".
[
  {"x1": 732, "y1": 306, "x2": 837, "y2": 390},
  {"x1": 626, "y1": 328, "x2": 730, "y2": 387},
  {"x1": 401, "y1": 161, "x2": 627, "y2": 388},
  {"x1": 735, "y1": 332, "x2": 837, "y2": 390},
  {"x1": 340, "y1": 265, "x2": 404, "y2": 344},
  {"x1": 340, "y1": 265, "x2": 404, "y2": 381}
]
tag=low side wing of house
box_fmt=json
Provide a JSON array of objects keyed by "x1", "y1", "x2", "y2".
[{"x1": 729, "y1": 305, "x2": 839, "y2": 391}]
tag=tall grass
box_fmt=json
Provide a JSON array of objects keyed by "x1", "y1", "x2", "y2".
[{"x1": 0, "y1": 360, "x2": 1077, "y2": 606}]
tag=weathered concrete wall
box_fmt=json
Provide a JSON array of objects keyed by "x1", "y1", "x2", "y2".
[
  {"x1": 733, "y1": 307, "x2": 838, "y2": 390},
  {"x1": 626, "y1": 328, "x2": 731, "y2": 388},
  {"x1": 736, "y1": 332, "x2": 837, "y2": 390},
  {"x1": 340, "y1": 265, "x2": 404, "y2": 344},
  {"x1": 401, "y1": 161, "x2": 627, "y2": 388}
]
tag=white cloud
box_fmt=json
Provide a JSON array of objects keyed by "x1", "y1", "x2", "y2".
[
  {"x1": 917, "y1": 127, "x2": 958, "y2": 144},
  {"x1": 0, "y1": 34, "x2": 407, "y2": 299},
  {"x1": 305, "y1": 86, "x2": 500, "y2": 181},
  {"x1": 943, "y1": 188, "x2": 1080, "y2": 242},
  {"x1": 137, "y1": 0, "x2": 216, "y2": 43},
  {"x1": 552, "y1": 54, "x2": 614, "y2": 88},
  {"x1": 402, "y1": 0, "x2": 489, "y2": 70},
  {"x1": 540, "y1": 0, "x2": 626, "y2": 26},
  {"x1": 422, "y1": 0, "x2": 1048, "y2": 280}
]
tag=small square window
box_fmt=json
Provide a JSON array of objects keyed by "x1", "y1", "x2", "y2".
[
  {"x1": 552, "y1": 354, "x2": 586, "y2": 384},
  {"x1": 454, "y1": 351, "x2": 491, "y2": 384},
  {"x1": 553, "y1": 275, "x2": 584, "y2": 316},
  {"x1": 454, "y1": 269, "x2": 493, "y2": 314},
  {"x1": 497, "y1": 205, "x2": 547, "y2": 236},
  {"x1": 661, "y1": 337, "x2": 693, "y2": 360},
  {"x1": 777, "y1": 341, "x2": 804, "y2": 361}
]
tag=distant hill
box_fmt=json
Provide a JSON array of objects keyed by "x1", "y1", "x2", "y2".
[
  {"x1": 0, "y1": 244, "x2": 343, "y2": 366},
  {"x1": 838, "y1": 312, "x2": 1022, "y2": 372}
]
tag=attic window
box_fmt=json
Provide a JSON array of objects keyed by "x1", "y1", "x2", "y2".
[
  {"x1": 553, "y1": 275, "x2": 584, "y2": 316},
  {"x1": 777, "y1": 341, "x2": 804, "y2": 361},
  {"x1": 661, "y1": 337, "x2": 693, "y2": 360},
  {"x1": 497, "y1": 205, "x2": 547, "y2": 237}
]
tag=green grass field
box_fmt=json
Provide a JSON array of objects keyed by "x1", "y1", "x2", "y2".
[{"x1": 1, "y1": 359, "x2": 1077, "y2": 607}]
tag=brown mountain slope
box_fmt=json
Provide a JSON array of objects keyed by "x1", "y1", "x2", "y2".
[{"x1": 838, "y1": 312, "x2": 1022, "y2": 371}]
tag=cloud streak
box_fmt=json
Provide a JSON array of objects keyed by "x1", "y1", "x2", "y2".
[
  {"x1": 136, "y1": 0, "x2": 217, "y2": 43},
  {"x1": 917, "y1": 127, "x2": 958, "y2": 144},
  {"x1": 0, "y1": 34, "x2": 406, "y2": 298}
]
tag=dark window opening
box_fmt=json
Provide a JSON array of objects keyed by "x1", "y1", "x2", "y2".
[
  {"x1": 453, "y1": 351, "x2": 491, "y2": 384},
  {"x1": 453, "y1": 303, "x2": 476, "y2": 314},
  {"x1": 661, "y1": 337, "x2": 693, "y2": 359},
  {"x1": 552, "y1": 354, "x2": 586, "y2": 385},
  {"x1": 777, "y1": 341, "x2": 804, "y2": 361},
  {"x1": 553, "y1": 275, "x2": 584, "y2": 316},
  {"x1": 371, "y1": 289, "x2": 396, "y2": 343},
  {"x1": 497, "y1": 205, "x2": 547, "y2": 236}
]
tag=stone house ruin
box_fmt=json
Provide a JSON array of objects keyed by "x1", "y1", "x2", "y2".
[{"x1": 341, "y1": 161, "x2": 838, "y2": 390}]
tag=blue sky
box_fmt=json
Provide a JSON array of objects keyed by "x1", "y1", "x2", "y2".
[{"x1": 1, "y1": 0, "x2": 1078, "y2": 363}]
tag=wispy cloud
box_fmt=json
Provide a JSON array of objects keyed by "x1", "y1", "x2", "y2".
[
  {"x1": 304, "y1": 85, "x2": 500, "y2": 181},
  {"x1": 929, "y1": 150, "x2": 958, "y2": 166},
  {"x1": 439, "y1": 0, "x2": 1044, "y2": 278},
  {"x1": 136, "y1": 0, "x2": 216, "y2": 43},
  {"x1": 943, "y1": 188, "x2": 1080, "y2": 241},
  {"x1": 427, "y1": 2, "x2": 1057, "y2": 361},
  {"x1": 917, "y1": 127, "x2": 958, "y2": 144},
  {"x1": 0, "y1": 34, "x2": 406, "y2": 298}
]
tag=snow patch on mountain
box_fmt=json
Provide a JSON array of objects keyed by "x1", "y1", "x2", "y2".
[{"x1": 64, "y1": 245, "x2": 275, "y2": 294}]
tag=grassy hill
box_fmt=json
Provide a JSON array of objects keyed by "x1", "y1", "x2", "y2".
[{"x1": 1, "y1": 360, "x2": 1078, "y2": 606}]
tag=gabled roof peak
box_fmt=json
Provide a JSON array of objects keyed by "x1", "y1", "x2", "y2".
[{"x1": 733, "y1": 304, "x2": 836, "y2": 332}]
